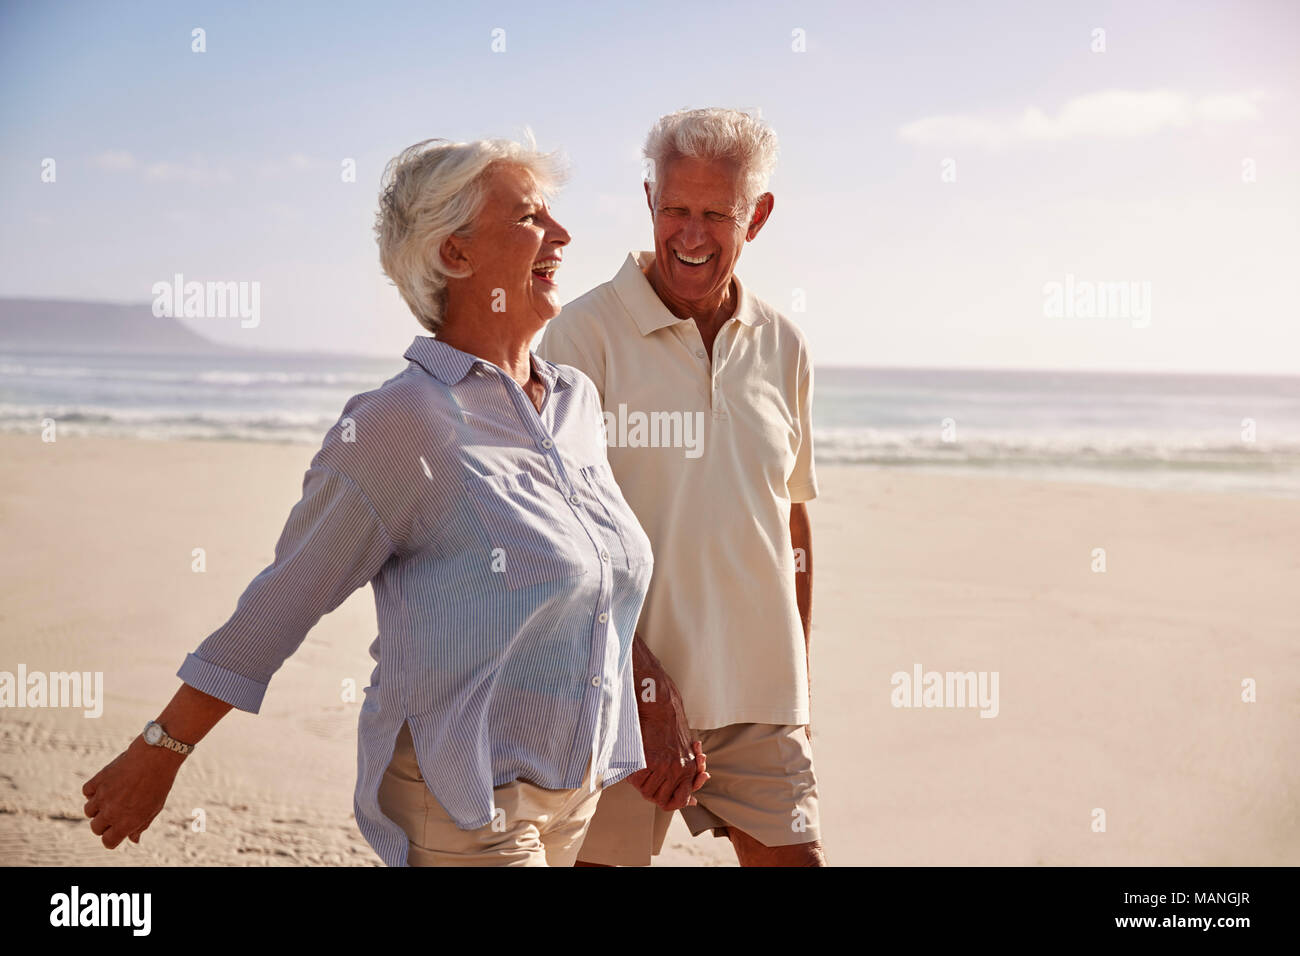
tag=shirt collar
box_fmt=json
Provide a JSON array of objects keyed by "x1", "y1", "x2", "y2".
[
  {"x1": 614, "y1": 251, "x2": 769, "y2": 336},
  {"x1": 403, "y1": 335, "x2": 575, "y2": 390}
]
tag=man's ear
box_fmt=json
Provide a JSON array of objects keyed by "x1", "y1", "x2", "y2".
[
  {"x1": 644, "y1": 180, "x2": 655, "y2": 216},
  {"x1": 746, "y1": 193, "x2": 774, "y2": 241},
  {"x1": 439, "y1": 232, "x2": 472, "y2": 278}
]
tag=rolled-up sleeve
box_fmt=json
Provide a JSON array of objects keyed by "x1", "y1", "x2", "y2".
[{"x1": 177, "y1": 463, "x2": 396, "y2": 713}]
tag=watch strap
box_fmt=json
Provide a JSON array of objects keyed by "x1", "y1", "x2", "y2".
[{"x1": 143, "y1": 720, "x2": 196, "y2": 755}]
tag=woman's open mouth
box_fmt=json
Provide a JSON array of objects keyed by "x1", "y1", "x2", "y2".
[{"x1": 531, "y1": 258, "x2": 561, "y2": 284}]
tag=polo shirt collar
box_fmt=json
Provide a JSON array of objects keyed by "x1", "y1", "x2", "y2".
[
  {"x1": 615, "y1": 251, "x2": 769, "y2": 336},
  {"x1": 404, "y1": 335, "x2": 576, "y2": 390}
]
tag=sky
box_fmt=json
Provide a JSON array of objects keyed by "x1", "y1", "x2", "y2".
[{"x1": 1, "y1": 0, "x2": 1297, "y2": 373}]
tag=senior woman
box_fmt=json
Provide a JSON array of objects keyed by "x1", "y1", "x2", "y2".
[{"x1": 80, "y1": 137, "x2": 672, "y2": 866}]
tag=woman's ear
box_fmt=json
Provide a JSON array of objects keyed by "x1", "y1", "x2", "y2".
[{"x1": 439, "y1": 232, "x2": 473, "y2": 278}]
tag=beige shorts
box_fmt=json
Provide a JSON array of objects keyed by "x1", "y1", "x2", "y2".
[
  {"x1": 377, "y1": 722, "x2": 604, "y2": 866},
  {"x1": 578, "y1": 722, "x2": 821, "y2": 866}
]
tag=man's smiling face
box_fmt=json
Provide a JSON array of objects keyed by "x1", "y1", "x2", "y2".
[{"x1": 645, "y1": 154, "x2": 758, "y2": 311}]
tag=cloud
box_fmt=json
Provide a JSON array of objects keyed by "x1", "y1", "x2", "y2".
[
  {"x1": 899, "y1": 89, "x2": 1266, "y2": 149},
  {"x1": 91, "y1": 150, "x2": 136, "y2": 170},
  {"x1": 142, "y1": 158, "x2": 232, "y2": 184},
  {"x1": 92, "y1": 150, "x2": 347, "y2": 183},
  {"x1": 254, "y1": 153, "x2": 318, "y2": 177}
]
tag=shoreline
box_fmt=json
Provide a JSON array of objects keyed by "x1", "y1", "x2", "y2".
[{"x1": 1, "y1": 429, "x2": 1294, "y2": 499}]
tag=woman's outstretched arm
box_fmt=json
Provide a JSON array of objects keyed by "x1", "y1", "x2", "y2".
[{"x1": 81, "y1": 444, "x2": 398, "y2": 850}]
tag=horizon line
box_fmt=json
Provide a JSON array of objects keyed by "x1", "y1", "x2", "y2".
[{"x1": 2, "y1": 294, "x2": 1296, "y2": 379}]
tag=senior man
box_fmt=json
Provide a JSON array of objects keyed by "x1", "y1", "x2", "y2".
[{"x1": 537, "y1": 107, "x2": 824, "y2": 866}]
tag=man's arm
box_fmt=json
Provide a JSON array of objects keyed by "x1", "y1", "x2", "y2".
[
  {"x1": 626, "y1": 633, "x2": 709, "y2": 810},
  {"x1": 790, "y1": 501, "x2": 813, "y2": 738}
]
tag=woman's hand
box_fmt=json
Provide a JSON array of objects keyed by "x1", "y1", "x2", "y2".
[
  {"x1": 82, "y1": 683, "x2": 233, "y2": 848},
  {"x1": 82, "y1": 735, "x2": 186, "y2": 849}
]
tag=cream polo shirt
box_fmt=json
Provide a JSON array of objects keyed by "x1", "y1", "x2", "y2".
[{"x1": 537, "y1": 251, "x2": 817, "y2": 729}]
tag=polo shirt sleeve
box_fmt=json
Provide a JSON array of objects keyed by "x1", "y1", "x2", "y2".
[
  {"x1": 787, "y1": 344, "x2": 819, "y2": 503},
  {"x1": 176, "y1": 462, "x2": 395, "y2": 714},
  {"x1": 537, "y1": 315, "x2": 606, "y2": 401}
]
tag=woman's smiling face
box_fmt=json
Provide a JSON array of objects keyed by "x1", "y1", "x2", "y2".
[{"x1": 446, "y1": 162, "x2": 571, "y2": 327}]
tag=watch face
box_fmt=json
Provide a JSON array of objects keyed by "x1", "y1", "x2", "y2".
[{"x1": 144, "y1": 724, "x2": 162, "y2": 745}]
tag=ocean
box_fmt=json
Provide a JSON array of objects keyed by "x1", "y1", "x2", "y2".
[{"x1": 3, "y1": 349, "x2": 1298, "y2": 497}]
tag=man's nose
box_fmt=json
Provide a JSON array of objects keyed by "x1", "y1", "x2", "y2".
[{"x1": 680, "y1": 216, "x2": 707, "y2": 247}]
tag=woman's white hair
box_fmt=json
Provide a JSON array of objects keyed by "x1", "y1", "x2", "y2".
[
  {"x1": 374, "y1": 135, "x2": 565, "y2": 334},
  {"x1": 642, "y1": 107, "x2": 779, "y2": 216}
]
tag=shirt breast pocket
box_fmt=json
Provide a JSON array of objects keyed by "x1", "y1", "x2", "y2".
[
  {"x1": 574, "y1": 462, "x2": 654, "y2": 570},
  {"x1": 464, "y1": 471, "x2": 590, "y2": 591}
]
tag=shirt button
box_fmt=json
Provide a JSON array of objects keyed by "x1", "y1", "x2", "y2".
[
  {"x1": 695, "y1": 350, "x2": 706, "y2": 359},
  {"x1": 569, "y1": 494, "x2": 580, "y2": 505},
  {"x1": 600, "y1": 550, "x2": 610, "y2": 562},
  {"x1": 598, "y1": 612, "x2": 609, "y2": 623},
  {"x1": 591, "y1": 675, "x2": 601, "y2": 687},
  {"x1": 540, "y1": 437, "x2": 554, "y2": 449}
]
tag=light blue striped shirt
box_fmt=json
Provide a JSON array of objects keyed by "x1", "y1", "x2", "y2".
[{"x1": 177, "y1": 335, "x2": 653, "y2": 866}]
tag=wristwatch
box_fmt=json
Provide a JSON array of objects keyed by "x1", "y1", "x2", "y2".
[{"x1": 142, "y1": 720, "x2": 195, "y2": 756}]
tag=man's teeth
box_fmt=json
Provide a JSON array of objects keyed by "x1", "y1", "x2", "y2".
[
  {"x1": 674, "y1": 251, "x2": 711, "y2": 265},
  {"x1": 532, "y1": 261, "x2": 559, "y2": 276}
]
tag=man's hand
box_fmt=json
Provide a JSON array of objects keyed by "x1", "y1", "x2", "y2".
[
  {"x1": 82, "y1": 736, "x2": 184, "y2": 849},
  {"x1": 628, "y1": 634, "x2": 709, "y2": 811}
]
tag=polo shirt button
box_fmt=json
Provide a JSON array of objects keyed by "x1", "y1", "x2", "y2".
[
  {"x1": 695, "y1": 350, "x2": 706, "y2": 359},
  {"x1": 569, "y1": 494, "x2": 580, "y2": 505},
  {"x1": 598, "y1": 612, "x2": 609, "y2": 623},
  {"x1": 540, "y1": 437, "x2": 554, "y2": 449},
  {"x1": 591, "y1": 675, "x2": 601, "y2": 687},
  {"x1": 600, "y1": 550, "x2": 610, "y2": 562}
]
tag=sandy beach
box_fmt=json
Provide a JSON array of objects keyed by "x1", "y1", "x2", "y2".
[{"x1": 1, "y1": 432, "x2": 1296, "y2": 866}]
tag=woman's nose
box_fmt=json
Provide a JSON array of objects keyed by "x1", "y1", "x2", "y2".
[{"x1": 547, "y1": 217, "x2": 571, "y2": 247}]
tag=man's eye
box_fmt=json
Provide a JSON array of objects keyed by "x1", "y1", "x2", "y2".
[
  {"x1": 519, "y1": 214, "x2": 537, "y2": 223},
  {"x1": 706, "y1": 212, "x2": 730, "y2": 222}
]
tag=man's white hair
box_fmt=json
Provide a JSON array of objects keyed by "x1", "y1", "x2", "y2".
[
  {"x1": 374, "y1": 135, "x2": 565, "y2": 334},
  {"x1": 642, "y1": 107, "x2": 779, "y2": 215}
]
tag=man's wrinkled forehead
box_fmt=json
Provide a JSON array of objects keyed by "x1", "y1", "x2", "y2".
[{"x1": 651, "y1": 154, "x2": 748, "y2": 210}]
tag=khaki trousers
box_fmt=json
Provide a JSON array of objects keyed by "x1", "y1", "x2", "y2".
[{"x1": 377, "y1": 722, "x2": 604, "y2": 867}]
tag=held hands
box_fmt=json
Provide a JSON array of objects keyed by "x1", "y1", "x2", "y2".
[
  {"x1": 82, "y1": 736, "x2": 183, "y2": 849},
  {"x1": 627, "y1": 668, "x2": 709, "y2": 811}
]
